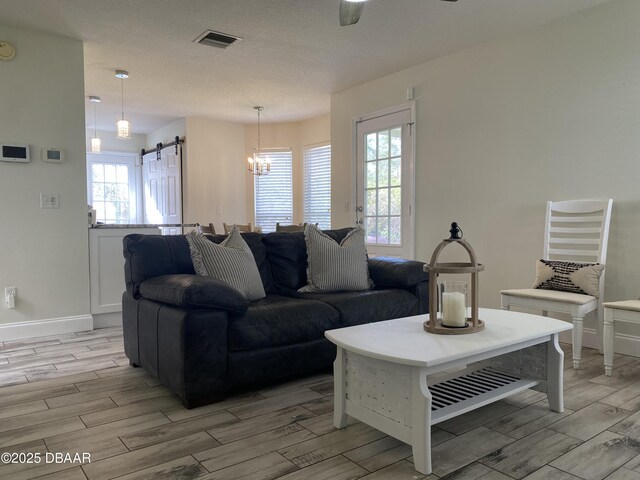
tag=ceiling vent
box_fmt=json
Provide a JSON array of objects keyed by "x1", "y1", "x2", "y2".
[{"x1": 194, "y1": 30, "x2": 242, "y2": 49}]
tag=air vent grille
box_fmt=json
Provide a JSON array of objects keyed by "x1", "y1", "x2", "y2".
[{"x1": 194, "y1": 30, "x2": 242, "y2": 49}]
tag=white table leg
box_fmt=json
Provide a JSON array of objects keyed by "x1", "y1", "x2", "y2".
[
  {"x1": 572, "y1": 316, "x2": 583, "y2": 369},
  {"x1": 603, "y1": 308, "x2": 614, "y2": 376},
  {"x1": 333, "y1": 347, "x2": 348, "y2": 428},
  {"x1": 546, "y1": 333, "x2": 564, "y2": 413},
  {"x1": 410, "y1": 367, "x2": 432, "y2": 474}
]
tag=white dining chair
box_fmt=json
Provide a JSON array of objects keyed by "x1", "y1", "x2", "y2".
[{"x1": 501, "y1": 199, "x2": 613, "y2": 370}]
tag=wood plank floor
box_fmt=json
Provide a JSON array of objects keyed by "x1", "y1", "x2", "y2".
[{"x1": 0, "y1": 327, "x2": 639, "y2": 480}]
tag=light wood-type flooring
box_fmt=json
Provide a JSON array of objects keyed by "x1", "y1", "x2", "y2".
[{"x1": 0, "y1": 326, "x2": 639, "y2": 480}]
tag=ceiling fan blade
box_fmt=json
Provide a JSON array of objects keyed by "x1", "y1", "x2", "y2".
[
  {"x1": 339, "y1": 0, "x2": 365, "y2": 26},
  {"x1": 440, "y1": 0, "x2": 458, "y2": 2}
]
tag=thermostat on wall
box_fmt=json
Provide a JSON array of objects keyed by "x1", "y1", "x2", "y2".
[
  {"x1": 1, "y1": 144, "x2": 30, "y2": 163},
  {"x1": 42, "y1": 147, "x2": 64, "y2": 163}
]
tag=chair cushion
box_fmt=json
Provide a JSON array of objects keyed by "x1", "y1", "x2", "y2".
[
  {"x1": 187, "y1": 229, "x2": 266, "y2": 302},
  {"x1": 228, "y1": 295, "x2": 339, "y2": 350},
  {"x1": 501, "y1": 288, "x2": 595, "y2": 305},
  {"x1": 603, "y1": 300, "x2": 640, "y2": 312},
  {"x1": 300, "y1": 289, "x2": 419, "y2": 327},
  {"x1": 533, "y1": 259, "x2": 604, "y2": 298},
  {"x1": 299, "y1": 224, "x2": 373, "y2": 293}
]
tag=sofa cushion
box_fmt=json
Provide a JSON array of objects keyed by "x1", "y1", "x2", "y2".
[
  {"x1": 228, "y1": 295, "x2": 339, "y2": 351},
  {"x1": 299, "y1": 289, "x2": 419, "y2": 327},
  {"x1": 263, "y1": 228, "x2": 353, "y2": 294},
  {"x1": 187, "y1": 230, "x2": 266, "y2": 301},
  {"x1": 124, "y1": 234, "x2": 196, "y2": 298}
]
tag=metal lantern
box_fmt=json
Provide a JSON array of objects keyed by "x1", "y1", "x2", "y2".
[{"x1": 424, "y1": 222, "x2": 485, "y2": 334}]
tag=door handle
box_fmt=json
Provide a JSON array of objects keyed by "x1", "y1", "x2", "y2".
[{"x1": 356, "y1": 205, "x2": 364, "y2": 212}]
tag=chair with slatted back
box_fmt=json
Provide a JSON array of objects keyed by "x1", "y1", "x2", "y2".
[
  {"x1": 276, "y1": 222, "x2": 306, "y2": 232},
  {"x1": 500, "y1": 199, "x2": 613, "y2": 370},
  {"x1": 223, "y1": 222, "x2": 252, "y2": 234},
  {"x1": 197, "y1": 223, "x2": 216, "y2": 235}
]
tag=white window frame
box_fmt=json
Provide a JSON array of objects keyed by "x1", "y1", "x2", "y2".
[
  {"x1": 87, "y1": 151, "x2": 142, "y2": 224},
  {"x1": 303, "y1": 142, "x2": 331, "y2": 230},
  {"x1": 254, "y1": 148, "x2": 293, "y2": 233}
]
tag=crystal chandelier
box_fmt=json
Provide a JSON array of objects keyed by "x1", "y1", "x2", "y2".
[
  {"x1": 115, "y1": 70, "x2": 131, "y2": 139},
  {"x1": 248, "y1": 106, "x2": 270, "y2": 176},
  {"x1": 89, "y1": 95, "x2": 101, "y2": 152}
]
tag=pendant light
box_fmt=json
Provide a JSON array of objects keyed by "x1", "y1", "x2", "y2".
[
  {"x1": 115, "y1": 70, "x2": 131, "y2": 139},
  {"x1": 248, "y1": 106, "x2": 271, "y2": 176},
  {"x1": 88, "y1": 95, "x2": 101, "y2": 152}
]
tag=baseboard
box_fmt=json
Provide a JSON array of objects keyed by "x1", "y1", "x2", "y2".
[
  {"x1": 0, "y1": 315, "x2": 93, "y2": 342},
  {"x1": 559, "y1": 327, "x2": 640, "y2": 358},
  {"x1": 93, "y1": 312, "x2": 123, "y2": 329}
]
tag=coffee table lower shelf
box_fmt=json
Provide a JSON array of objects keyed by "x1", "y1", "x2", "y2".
[{"x1": 429, "y1": 367, "x2": 539, "y2": 424}]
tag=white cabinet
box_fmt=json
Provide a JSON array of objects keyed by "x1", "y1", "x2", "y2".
[{"x1": 89, "y1": 227, "x2": 160, "y2": 327}]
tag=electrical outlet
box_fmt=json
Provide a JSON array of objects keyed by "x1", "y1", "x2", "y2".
[{"x1": 5, "y1": 287, "x2": 16, "y2": 309}]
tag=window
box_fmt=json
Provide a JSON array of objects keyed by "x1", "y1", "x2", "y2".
[
  {"x1": 303, "y1": 143, "x2": 331, "y2": 230},
  {"x1": 87, "y1": 152, "x2": 139, "y2": 224},
  {"x1": 254, "y1": 149, "x2": 293, "y2": 233}
]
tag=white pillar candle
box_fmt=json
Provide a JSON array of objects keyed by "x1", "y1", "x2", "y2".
[{"x1": 442, "y1": 291, "x2": 467, "y2": 327}]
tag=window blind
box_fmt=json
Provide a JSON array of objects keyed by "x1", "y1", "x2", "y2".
[
  {"x1": 254, "y1": 149, "x2": 293, "y2": 233},
  {"x1": 303, "y1": 144, "x2": 331, "y2": 229}
]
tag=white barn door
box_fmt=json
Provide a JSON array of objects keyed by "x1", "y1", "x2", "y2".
[{"x1": 142, "y1": 146, "x2": 182, "y2": 235}]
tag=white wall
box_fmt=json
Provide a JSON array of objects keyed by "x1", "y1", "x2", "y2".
[
  {"x1": 0, "y1": 25, "x2": 90, "y2": 327},
  {"x1": 183, "y1": 117, "x2": 246, "y2": 233},
  {"x1": 146, "y1": 118, "x2": 186, "y2": 148},
  {"x1": 331, "y1": 0, "x2": 640, "y2": 341},
  {"x1": 244, "y1": 114, "x2": 330, "y2": 227}
]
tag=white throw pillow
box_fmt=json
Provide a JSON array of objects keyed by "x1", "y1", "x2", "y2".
[
  {"x1": 533, "y1": 259, "x2": 604, "y2": 298},
  {"x1": 186, "y1": 228, "x2": 266, "y2": 302},
  {"x1": 298, "y1": 224, "x2": 373, "y2": 293}
]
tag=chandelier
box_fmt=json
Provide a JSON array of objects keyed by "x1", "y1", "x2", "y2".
[{"x1": 248, "y1": 106, "x2": 270, "y2": 176}]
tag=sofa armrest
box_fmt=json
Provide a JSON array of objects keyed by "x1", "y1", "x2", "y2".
[
  {"x1": 139, "y1": 274, "x2": 249, "y2": 314},
  {"x1": 368, "y1": 257, "x2": 429, "y2": 289}
]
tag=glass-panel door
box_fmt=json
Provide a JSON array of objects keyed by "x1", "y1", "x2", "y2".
[{"x1": 356, "y1": 107, "x2": 414, "y2": 258}]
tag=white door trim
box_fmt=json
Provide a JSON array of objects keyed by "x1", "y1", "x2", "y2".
[{"x1": 351, "y1": 102, "x2": 416, "y2": 259}]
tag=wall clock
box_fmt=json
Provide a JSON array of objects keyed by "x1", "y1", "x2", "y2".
[{"x1": 0, "y1": 41, "x2": 16, "y2": 61}]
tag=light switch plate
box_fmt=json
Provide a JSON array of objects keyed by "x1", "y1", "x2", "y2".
[{"x1": 40, "y1": 193, "x2": 60, "y2": 209}]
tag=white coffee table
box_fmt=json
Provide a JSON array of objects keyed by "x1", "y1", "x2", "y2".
[{"x1": 325, "y1": 308, "x2": 572, "y2": 475}]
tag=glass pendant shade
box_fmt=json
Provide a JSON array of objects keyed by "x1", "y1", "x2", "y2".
[
  {"x1": 89, "y1": 95, "x2": 101, "y2": 152},
  {"x1": 90, "y1": 136, "x2": 101, "y2": 152},
  {"x1": 116, "y1": 119, "x2": 131, "y2": 139},
  {"x1": 115, "y1": 70, "x2": 131, "y2": 139}
]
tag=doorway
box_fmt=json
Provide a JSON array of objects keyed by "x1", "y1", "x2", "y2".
[{"x1": 355, "y1": 104, "x2": 415, "y2": 258}]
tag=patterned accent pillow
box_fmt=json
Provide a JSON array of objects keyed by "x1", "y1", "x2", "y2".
[
  {"x1": 298, "y1": 224, "x2": 373, "y2": 293},
  {"x1": 533, "y1": 259, "x2": 604, "y2": 298},
  {"x1": 186, "y1": 227, "x2": 266, "y2": 302}
]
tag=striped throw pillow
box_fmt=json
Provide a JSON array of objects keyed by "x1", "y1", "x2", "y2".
[
  {"x1": 298, "y1": 224, "x2": 373, "y2": 293},
  {"x1": 186, "y1": 228, "x2": 266, "y2": 302},
  {"x1": 533, "y1": 259, "x2": 604, "y2": 298}
]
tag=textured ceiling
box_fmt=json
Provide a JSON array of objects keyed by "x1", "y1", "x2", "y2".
[{"x1": 0, "y1": 0, "x2": 612, "y2": 133}]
